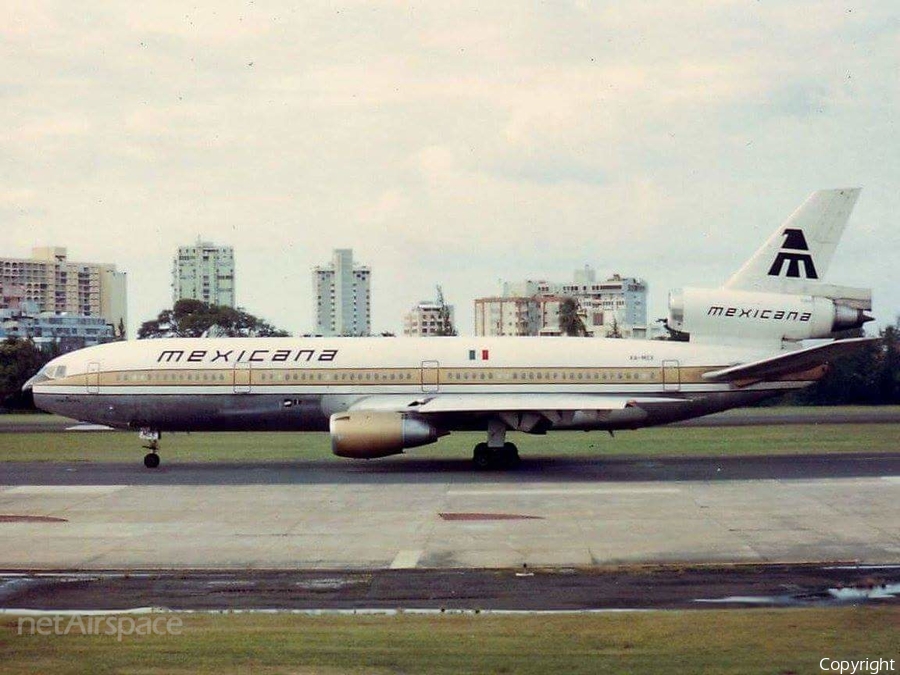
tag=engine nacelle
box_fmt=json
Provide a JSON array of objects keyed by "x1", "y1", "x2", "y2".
[
  {"x1": 668, "y1": 287, "x2": 872, "y2": 343},
  {"x1": 330, "y1": 411, "x2": 441, "y2": 459}
]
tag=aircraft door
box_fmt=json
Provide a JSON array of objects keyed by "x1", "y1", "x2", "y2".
[
  {"x1": 87, "y1": 362, "x2": 100, "y2": 394},
  {"x1": 662, "y1": 360, "x2": 680, "y2": 392},
  {"x1": 421, "y1": 360, "x2": 440, "y2": 393},
  {"x1": 233, "y1": 363, "x2": 251, "y2": 394}
]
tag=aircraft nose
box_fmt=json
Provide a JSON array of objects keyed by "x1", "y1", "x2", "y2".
[{"x1": 22, "y1": 362, "x2": 55, "y2": 391}]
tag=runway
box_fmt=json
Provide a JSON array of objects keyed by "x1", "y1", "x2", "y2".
[
  {"x1": 4, "y1": 406, "x2": 900, "y2": 432},
  {"x1": 2, "y1": 452, "x2": 900, "y2": 485},
  {"x1": 2, "y1": 564, "x2": 898, "y2": 612},
  {"x1": 1, "y1": 454, "x2": 898, "y2": 571}
]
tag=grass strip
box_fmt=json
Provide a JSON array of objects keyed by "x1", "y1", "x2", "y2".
[
  {"x1": 1, "y1": 607, "x2": 897, "y2": 675},
  {"x1": 0, "y1": 422, "x2": 897, "y2": 463}
]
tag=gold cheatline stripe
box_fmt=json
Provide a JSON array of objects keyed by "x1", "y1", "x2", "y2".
[{"x1": 42, "y1": 365, "x2": 722, "y2": 387}]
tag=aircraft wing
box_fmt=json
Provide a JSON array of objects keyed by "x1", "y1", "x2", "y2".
[
  {"x1": 349, "y1": 393, "x2": 684, "y2": 430},
  {"x1": 350, "y1": 393, "x2": 681, "y2": 414},
  {"x1": 701, "y1": 337, "x2": 878, "y2": 385}
]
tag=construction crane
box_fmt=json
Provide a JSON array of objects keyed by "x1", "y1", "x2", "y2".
[{"x1": 435, "y1": 285, "x2": 456, "y2": 336}]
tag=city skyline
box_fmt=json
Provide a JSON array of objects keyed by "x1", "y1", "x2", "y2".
[
  {"x1": 2, "y1": 4, "x2": 898, "y2": 338},
  {"x1": 0, "y1": 239, "x2": 661, "y2": 338}
]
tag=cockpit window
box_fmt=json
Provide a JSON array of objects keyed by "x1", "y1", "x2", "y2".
[{"x1": 35, "y1": 364, "x2": 66, "y2": 381}]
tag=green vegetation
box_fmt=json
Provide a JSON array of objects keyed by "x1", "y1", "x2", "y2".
[
  {"x1": 138, "y1": 299, "x2": 290, "y2": 339},
  {"x1": 791, "y1": 323, "x2": 900, "y2": 405},
  {"x1": 0, "y1": 414, "x2": 80, "y2": 427},
  {"x1": 558, "y1": 296, "x2": 587, "y2": 337},
  {"x1": 0, "y1": 419, "x2": 897, "y2": 463},
  {"x1": 1, "y1": 607, "x2": 896, "y2": 675},
  {"x1": 0, "y1": 337, "x2": 55, "y2": 410}
]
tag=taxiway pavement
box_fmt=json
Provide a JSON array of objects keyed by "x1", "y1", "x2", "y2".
[{"x1": 1, "y1": 454, "x2": 898, "y2": 570}]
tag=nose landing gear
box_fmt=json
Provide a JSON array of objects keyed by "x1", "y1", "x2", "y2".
[{"x1": 139, "y1": 428, "x2": 161, "y2": 469}]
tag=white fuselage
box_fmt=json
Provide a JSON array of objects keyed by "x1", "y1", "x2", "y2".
[{"x1": 30, "y1": 336, "x2": 806, "y2": 434}]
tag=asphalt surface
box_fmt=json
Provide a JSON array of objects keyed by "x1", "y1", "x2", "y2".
[
  {"x1": 2, "y1": 407, "x2": 900, "y2": 433},
  {"x1": 1, "y1": 564, "x2": 897, "y2": 611},
  {"x1": 674, "y1": 408, "x2": 900, "y2": 426},
  {"x1": 3, "y1": 453, "x2": 900, "y2": 486},
  {"x1": 2, "y1": 420, "x2": 898, "y2": 609}
]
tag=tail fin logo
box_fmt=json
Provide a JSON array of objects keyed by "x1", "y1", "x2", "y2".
[{"x1": 767, "y1": 228, "x2": 818, "y2": 279}]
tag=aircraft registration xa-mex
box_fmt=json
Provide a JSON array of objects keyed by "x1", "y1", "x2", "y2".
[{"x1": 26, "y1": 188, "x2": 875, "y2": 468}]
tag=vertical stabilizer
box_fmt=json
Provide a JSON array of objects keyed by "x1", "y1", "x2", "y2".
[{"x1": 724, "y1": 188, "x2": 860, "y2": 294}]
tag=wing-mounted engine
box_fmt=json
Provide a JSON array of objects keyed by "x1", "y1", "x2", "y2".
[
  {"x1": 329, "y1": 411, "x2": 443, "y2": 458},
  {"x1": 668, "y1": 286, "x2": 872, "y2": 345}
]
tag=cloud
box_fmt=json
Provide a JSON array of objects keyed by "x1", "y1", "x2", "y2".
[{"x1": 0, "y1": 1, "x2": 898, "y2": 335}]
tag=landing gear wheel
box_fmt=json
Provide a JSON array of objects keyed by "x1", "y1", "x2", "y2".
[
  {"x1": 139, "y1": 428, "x2": 161, "y2": 469},
  {"x1": 472, "y1": 443, "x2": 491, "y2": 470},
  {"x1": 472, "y1": 442, "x2": 520, "y2": 469},
  {"x1": 501, "y1": 442, "x2": 520, "y2": 468}
]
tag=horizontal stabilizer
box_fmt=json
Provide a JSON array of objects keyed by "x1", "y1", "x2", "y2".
[{"x1": 702, "y1": 337, "x2": 878, "y2": 383}]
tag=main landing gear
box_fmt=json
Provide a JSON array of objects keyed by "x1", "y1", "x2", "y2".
[
  {"x1": 472, "y1": 419, "x2": 521, "y2": 470},
  {"x1": 472, "y1": 442, "x2": 520, "y2": 470},
  {"x1": 139, "y1": 428, "x2": 161, "y2": 469}
]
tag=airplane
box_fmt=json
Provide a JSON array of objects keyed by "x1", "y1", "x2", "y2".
[{"x1": 24, "y1": 188, "x2": 876, "y2": 469}]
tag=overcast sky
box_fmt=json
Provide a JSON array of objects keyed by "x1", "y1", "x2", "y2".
[{"x1": 2, "y1": 1, "x2": 898, "y2": 337}]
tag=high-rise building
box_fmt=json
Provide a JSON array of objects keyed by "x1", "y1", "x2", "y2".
[
  {"x1": 474, "y1": 296, "x2": 544, "y2": 337},
  {"x1": 0, "y1": 247, "x2": 127, "y2": 337},
  {"x1": 172, "y1": 241, "x2": 235, "y2": 308},
  {"x1": 313, "y1": 249, "x2": 371, "y2": 336},
  {"x1": 403, "y1": 300, "x2": 455, "y2": 336},
  {"x1": 476, "y1": 267, "x2": 649, "y2": 339}
]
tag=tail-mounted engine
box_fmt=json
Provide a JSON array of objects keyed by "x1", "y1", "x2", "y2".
[
  {"x1": 330, "y1": 411, "x2": 442, "y2": 458},
  {"x1": 668, "y1": 286, "x2": 872, "y2": 344}
]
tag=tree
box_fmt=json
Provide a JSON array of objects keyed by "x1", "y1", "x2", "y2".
[
  {"x1": 558, "y1": 297, "x2": 587, "y2": 337},
  {"x1": 0, "y1": 337, "x2": 54, "y2": 409},
  {"x1": 875, "y1": 323, "x2": 899, "y2": 403},
  {"x1": 138, "y1": 300, "x2": 290, "y2": 339},
  {"x1": 788, "y1": 319, "x2": 899, "y2": 406}
]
